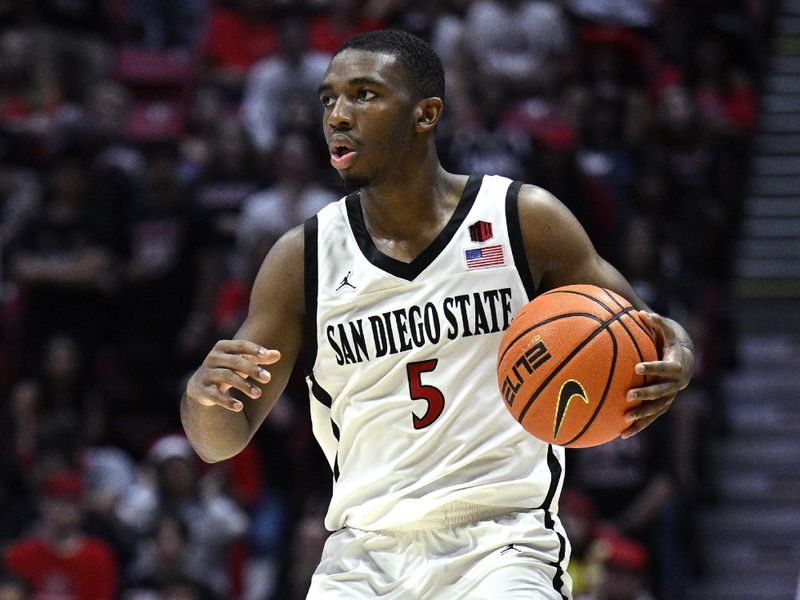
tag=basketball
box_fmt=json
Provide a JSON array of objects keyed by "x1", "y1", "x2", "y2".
[{"x1": 497, "y1": 284, "x2": 658, "y2": 448}]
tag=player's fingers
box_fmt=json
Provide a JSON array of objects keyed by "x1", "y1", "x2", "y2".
[
  {"x1": 621, "y1": 404, "x2": 671, "y2": 438},
  {"x1": 188, "y1": 385, "x2": 245, "y2": 412},
  {"x1": 637, "y1": 310, "x2": 674, "y2": 339},
  {"x1": 635, "y1": 360, "x2": 683, "y2": 379},
  {"x1": 214, "y1": 340, "x2": 281, "y2": 363},
  {"x1": 620, "y1": 416, "x2": 653, "y2": 438},
  {"x1": 244, "y1": 349, "x2": 281, "y2": 366},
  {"x1": 207, "y1": 368, "x2": 263, "y2": 399},
  {"x1": 624, "y1": 396, "x2": 673, "y2": 423},
  {"x1": 235, "y1": 367, "x2": 272, "y2": 385},
  {"x1": 208, "y1": 353, "x2": 273, "y2": 384},
  {"x1": 627, "y1": 382, "x2": 678, "y2": 402}
]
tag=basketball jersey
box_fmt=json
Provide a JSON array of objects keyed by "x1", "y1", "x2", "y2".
[{"x1": 304, "y1": 174, "x2": 565, "y2": 532}]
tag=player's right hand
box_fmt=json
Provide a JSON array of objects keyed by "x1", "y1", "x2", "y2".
[{"x1": 185, "y1": 340, "x2": 281, "y2": 412}]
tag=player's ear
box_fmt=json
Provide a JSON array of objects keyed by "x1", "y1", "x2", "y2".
[{"x1": 414, "y1": 97, "x2": 443, "y2": 132}]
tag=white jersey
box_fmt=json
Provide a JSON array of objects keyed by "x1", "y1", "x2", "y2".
[{"x1": 303, "y1": 174, "x2": 565, "y2": 532}]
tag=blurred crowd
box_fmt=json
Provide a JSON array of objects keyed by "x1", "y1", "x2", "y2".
[{"x1": 0, "y1": 1, "x2": 775, "y2": 599}]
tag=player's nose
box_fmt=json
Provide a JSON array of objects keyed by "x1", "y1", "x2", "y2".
[{"x1": 327, "y1": 97, "x2": 353, "y2": 130}]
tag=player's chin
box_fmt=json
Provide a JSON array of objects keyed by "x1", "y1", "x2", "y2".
[{"x1": 338, "y1": 169, "x2": 371, "y2": 190}]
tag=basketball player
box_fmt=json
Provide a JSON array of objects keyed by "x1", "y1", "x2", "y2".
[{"x1": 180, "y1": 30, "x2": 694, "y2": 599}]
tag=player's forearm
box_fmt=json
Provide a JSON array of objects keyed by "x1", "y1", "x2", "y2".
[{"x1": 180, "y1": 393, "x2": 252, "y2": 463}]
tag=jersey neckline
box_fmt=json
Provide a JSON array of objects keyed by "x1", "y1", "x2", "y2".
[{"x1": 345, "y1": 173, "x2": 484, "y2": 281}]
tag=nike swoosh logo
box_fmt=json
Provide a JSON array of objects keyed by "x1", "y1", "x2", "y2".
[{"x1": 554, "y1": 380, "x2": 589, "y2": 438}]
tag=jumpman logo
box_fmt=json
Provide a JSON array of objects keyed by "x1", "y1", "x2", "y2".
[
  {"x1": 335, "y1": 271, "x2": 356, "y2": 292},
  {"x1": 500, "y1": 544, "x2": 523, "y2": 555}
]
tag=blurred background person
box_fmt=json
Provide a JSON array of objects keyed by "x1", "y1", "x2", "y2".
[
  {"x1": 3, "y1": 470, "x2": 119, "y2": 600},
  {"x1": 115, "y1": 434, "x2": 249, "y2": 598},
  {"x1": 241, "y1": 16, "x2": 329, "y2": 156},
  {"x1": 9, "y1": 154, "x2": 122, "y2": 375}
]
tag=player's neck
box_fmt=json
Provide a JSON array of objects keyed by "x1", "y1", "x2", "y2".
[
  {"x1": 358, "y1": 164, "x2": 468, "y2": 262},
  {"x1": 359, "y1": 159, "x2": 458, "y2": 228}
]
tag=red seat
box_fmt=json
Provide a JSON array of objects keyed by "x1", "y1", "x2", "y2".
[
  {"x1": 112, "y1": 45, "x2": 197, "y2": 141},
  {"x1": 113, "y1": 46, "x2": 197, "y2": 86}
]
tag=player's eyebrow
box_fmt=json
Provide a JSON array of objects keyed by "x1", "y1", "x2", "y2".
[{"x1": 318, "y1": 76, "x2": 385, "y2": 96}]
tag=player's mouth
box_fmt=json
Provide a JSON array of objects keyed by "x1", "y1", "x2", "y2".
[{"x1": 329, "y1": 139, "x2": 358, "y2": 170}]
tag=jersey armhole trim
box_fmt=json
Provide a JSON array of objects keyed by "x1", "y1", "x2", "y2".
[
  {"x1": 505, "y1": 180, "x2": 537, "y2": 301},
  {"x1": 304, "y1": 215, "x2": 319, "y2": 374}
]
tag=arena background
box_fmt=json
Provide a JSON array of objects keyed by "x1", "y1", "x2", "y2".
[{"x1": 0, "y1": 1, "x2": 797, "y2": 599}]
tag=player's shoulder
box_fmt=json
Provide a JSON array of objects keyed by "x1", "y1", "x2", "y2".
[
  {"x1": 270, "y1": 223, "x2": 306, "y2": 265},
  {"x1": 513, "y1": 182, "x2": 588, "y2": 255},
  {"x1": 514, "y1": 182, "x2": 572, "y2": 232},
  {"x1": 517, "y1": 182, "x2": 562, "y2": 211}
]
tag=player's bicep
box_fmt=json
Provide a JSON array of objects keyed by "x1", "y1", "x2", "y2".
[
  {"x1": 518, "y1": 185, "x2": 649, "y2": 311},
  {"x1": 234, "y1": 225, "x2": 306, "y2": 428}
]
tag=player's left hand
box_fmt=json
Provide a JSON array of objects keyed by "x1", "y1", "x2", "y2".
[{"x1": 622, "y1": 311, "x2": 695, "y2": 438}]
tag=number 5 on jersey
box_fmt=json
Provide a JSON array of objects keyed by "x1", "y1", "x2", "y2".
[{"x1": 407, "y1": 359, "x2": 445, "y2": 429}]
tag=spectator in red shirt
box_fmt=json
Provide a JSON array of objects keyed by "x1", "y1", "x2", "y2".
[
  {"x1": 3, "y1": 471, "x2": 119, "y2": 600},
  {"x1": 306, "y1": 0, "x2": 385, "y2": 55},
  {"x1": 201, "y1": 0, "x2": 280, "y2": 95}
]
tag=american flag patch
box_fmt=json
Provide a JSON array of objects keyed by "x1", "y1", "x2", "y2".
[{"x1": 465, "y1": 244, "x2": 505, "y2": 269}]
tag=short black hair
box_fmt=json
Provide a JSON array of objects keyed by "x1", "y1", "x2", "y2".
[{"x1": 333, "y1": 30, "x2": 445, "y2": 102}]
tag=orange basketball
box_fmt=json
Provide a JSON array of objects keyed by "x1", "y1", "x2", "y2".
[{"x1": 497, "y1": 284, "x2": 657, "y2": 448}]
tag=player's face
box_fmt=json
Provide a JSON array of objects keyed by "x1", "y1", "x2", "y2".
[{"x1": 318, "y1": 49, "x2": 418, "y2": 188}]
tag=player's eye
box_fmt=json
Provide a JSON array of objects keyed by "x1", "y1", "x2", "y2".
[
  {"x1": 320, "y1": 94, "x2": 336, "y2": 108},
  {"x1": 356, "y1": 89, "x2": 376, "y2": 102}
]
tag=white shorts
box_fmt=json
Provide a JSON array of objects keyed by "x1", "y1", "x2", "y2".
[{"x1": 307, "y1": 504, "x2": 572, "y2": 599}]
